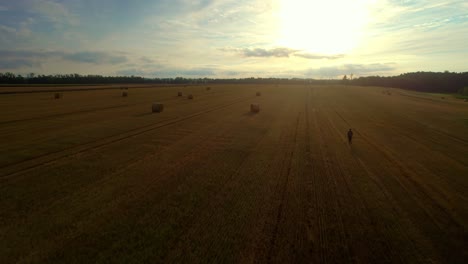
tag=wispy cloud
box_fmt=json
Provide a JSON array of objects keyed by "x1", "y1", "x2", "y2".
[
  {"x1": 62, "y1": 51, "x2": 127, "y2": 64},
  {"x1": 222, "y1": 47, "x2": 344, "y2": 60},
  {"x1": 294, "y1": 53, "x2": 345, "y2": 60},
  {"x1": 0, "y1": 1, "x2": 466, "y2": 77},
  {"x1": 239, "y1": 47, "x2": 296, "y2": 58},
  {"x1": 305, "y1": 63, "x2": 397, "y2": 78},
  {"x1": 0, "y1": 59, "x2": 41, "y2": 69},
  {"x1": 28, "y1": 0, "x2": 79, "y2": 26},
  {"x1": 116, "y1": 66, "x2": 217, "y2": 77},
  {"x1": 0, "y1": 25, "x2": 16, "y2": 34},
  {"x1": 0, "y1": 49, "x2": 128, "y2": 70}
]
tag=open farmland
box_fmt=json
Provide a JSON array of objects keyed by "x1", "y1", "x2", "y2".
[{"x1": 0, "y1": 84, "x2": 467, "y2": 263}]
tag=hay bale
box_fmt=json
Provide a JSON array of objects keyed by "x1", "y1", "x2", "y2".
[
  {"x1": 178, "y1": 91, "x2": 182, "y2": 96},
  {"x1": 54, "y1": 93, "x2": 62, "y2": 99},
  {"x1": 206, "y1": 87, "x2": 211, "y2": 91},
  {"x1": 188, "y1": 94, "x2": 194, "y2": 99},
  {"x1": 256, "y1": 92, "x2": 261, "y2": 96},
  {"x1": 152, "y1": 103, "x2": 164, "y2": 113},
  {"x1": 441, "y1": 97, "x2": 445, "y2": 99},
  {"x1": 122, "y1": 91, "x2": 128, "y2": 97},
  {"x1": 250, "y1": 103, "x2": 260, "y2": 113}
]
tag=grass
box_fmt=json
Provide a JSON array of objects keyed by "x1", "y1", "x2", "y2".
[{"x1": 454, "y1": 94, "x2": 468, "y2": 100}]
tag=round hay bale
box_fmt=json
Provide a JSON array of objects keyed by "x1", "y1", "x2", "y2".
[
  {"x1": 188, "y1": 94, "x2": 194, "y2": 99},
  {"x1": 178, "y1": 91, "x2": 183, "y2": 96},
  {"x1": 54, "y1": 93, "x2": 62, "y2": 99},
  {"x1": 152, "y1": 103, "x2": 164, "y2": 113},
  {"x1": 256, "y1": 92, "x2": 261, "y2": 96},
  {"x1": 250, "y1": 103, "x2": 260, "y2": 113},
  {"x1": 122, "y1": 91, "x2": 128, "y2": 97}
]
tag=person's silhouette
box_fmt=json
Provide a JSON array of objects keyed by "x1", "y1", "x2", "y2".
[{"x1": 347, "y1": 129, "x2": 353, "y2": 144}]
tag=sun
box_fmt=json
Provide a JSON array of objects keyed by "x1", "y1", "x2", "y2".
[{"x1": 276, "y1": 0, "x2": 373, "y2": 55}]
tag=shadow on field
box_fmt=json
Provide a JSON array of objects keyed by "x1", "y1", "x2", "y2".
[
  {"x1": 133, "y1": 112, "x2": 154, "y2": 117},
  {"x1": 243, "y1": 111, "x2": 260, "y2": 117}
]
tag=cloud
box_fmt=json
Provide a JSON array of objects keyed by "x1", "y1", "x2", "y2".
[
  {"x1": 29, "y1": 0, "x2": 79, "y2": 26},
  {"x1": 305, "y1": 63, "x2": 397, "y2": 78},
  {"x1": 116, "y1": 66, "x2": 217, "y2": 77},
  {"x1": 175, "y1": 67, "x2": 215, "y2": 76},
  {"x1": 0, "y1": 59, "x2": 41, "y2": 69},
  {"x1": 222, "y1": 47, "x2": 344, "y2": 60},
  {"x1": 242, "y1": 47, "x2": 295, "y2": 58},
  {"x1": 294, "y1": 53, "x2": 345, "y2": 60},
  {"x1": 223, "y1": 47, "x2": 296, "y2": 58},
  {"x1": 0, "y1": 49, "x2": 128, "y2": 70},
  {"x1": 0, "y1": 25, "x2": 16, "y2": 34},
  {"x1": 62, "y1": 52, "x2": 127, "y2": 64},
  {"x1": 140, "y1": 56, "x2": 155, "y2": 63},
  {"x1": 116, "y1": 68, "x2": 147, "y2": 76}
]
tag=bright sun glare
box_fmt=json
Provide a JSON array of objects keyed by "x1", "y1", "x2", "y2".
[{"x1": 277, "y1": 0, "x2": 373, "y2": 55}]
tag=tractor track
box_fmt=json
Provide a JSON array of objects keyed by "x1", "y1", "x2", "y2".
[
  {"x1": 266, "y1": 113, "x2": 301, "y2": 263},
  {"x1": 331, "y1": 107, "x2": 467, "y2": 262},
  {"x1": 333, "y1": 109, "x2": 465, "y2": 231},
  {"x1": 0, "y1": 95, "x2": 254, "y2": 179},
  {"x1": 322, "y1": 109, "x2": 418, "y2": 263},
  {"x1": 2, "y1": 95, "x2": 268, "y2": 262},
  {"x1": 160, "y1": 113, "x2": 275, "y2": 262},
  {"x1": 311, "y1": 107, "x2": 354, "y2": 263},
  {"x1": 0, "y1": 89, "x2": 229, "y2": 125}
]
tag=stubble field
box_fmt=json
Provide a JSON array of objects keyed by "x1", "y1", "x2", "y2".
[{"x1": 0, "y1": 84, "x2": 467, "y2": 263}]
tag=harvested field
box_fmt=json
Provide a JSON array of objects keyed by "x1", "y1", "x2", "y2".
[{"x1": 0, "y1": 84, "x2": 467, "y2": 263}]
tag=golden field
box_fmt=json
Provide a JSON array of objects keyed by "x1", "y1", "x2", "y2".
[{"x1": 1, "y1": 84, "x2": 467, "y2": 263}]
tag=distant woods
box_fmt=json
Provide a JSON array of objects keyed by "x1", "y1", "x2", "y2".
[
  {"x1": 1, "y1": 71, "x2": 467, "y2": 94},
  {"x1": 348, "y1": 71, "x2": 468, "y2": 94}
]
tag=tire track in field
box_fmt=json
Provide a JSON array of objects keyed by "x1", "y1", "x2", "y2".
[
  {"x1": 331, "y1": 108, "x2": 467, "y2": 263},
  {"x1": 304, "y1": 88, "x2": 334, "y2": 263},
  {"x1": 266, "y1": 113, "x2": 301, "y2": 263},
  {"x1": 331, "y1": 99, "x2": 468, "y2": 196},
  {"x1": 0, "y1": 104, "x2": 131, "y2": 125},
  {"x1": 332, "y1": 99, "x2": 468, "y2": 167},
  {"x1": 0, "y1": 88, "x2": 230, "y2": 125},
  {"x1": 333, "y1": 109, "x2": 465, "y2": 231},
  {"x1": 338, "y1": 105, "x2": 468, "y2": 197},
  {"x1": 2, "y1": 107, "x2": 252, "y2": 263},
  {"x1": 160, "y1": 113, "x2": 276, "y2": 262},
  {"x1": 321, "y1": 109, "x2": 424, "y2": 263},
  {"x1": 0, "y1": 95, "x2": 254, "y2": 178},
  {"x1": 309, "y1": 104, "x2": 354, "y2": 263}
]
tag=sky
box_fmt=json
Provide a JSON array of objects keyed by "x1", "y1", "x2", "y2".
[{"x1": 0, "y1": 0, "x2": 467, "y2": 78}]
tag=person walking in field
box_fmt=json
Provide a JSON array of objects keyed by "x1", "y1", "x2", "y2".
[{"x1": 347, "y1": 129, "x2": 353, "y2": 144}]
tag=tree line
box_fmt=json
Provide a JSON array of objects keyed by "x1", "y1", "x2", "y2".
[
  {"x1": 1, "y1": 71, "x2": 467, "y2": 94},
  {"x1": 348, "y1": 71, "x2": 468, "y2": 94}
]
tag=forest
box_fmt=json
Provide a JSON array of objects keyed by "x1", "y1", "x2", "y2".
[{"x1": 1, "y1": 71, "x2": 467, "y2": 94}]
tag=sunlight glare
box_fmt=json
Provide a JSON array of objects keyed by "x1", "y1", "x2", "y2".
[{"x1": 277, "y1": 0, "x2": 374, "y2": 55}]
